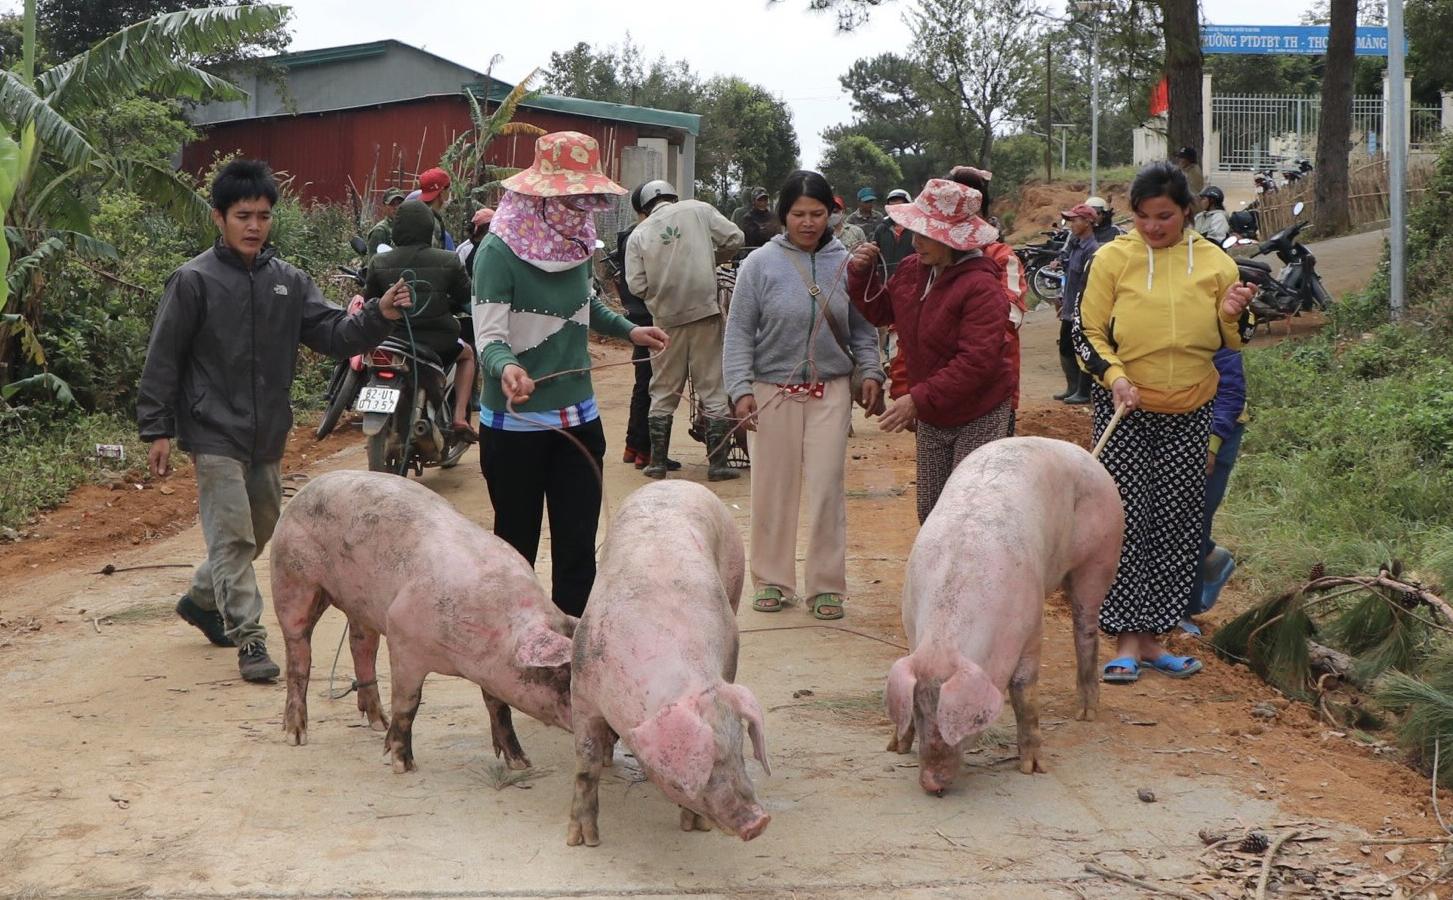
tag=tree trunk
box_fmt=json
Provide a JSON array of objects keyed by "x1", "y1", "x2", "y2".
[
  {"x1": 1160, "y1": 0, "x2": 1203, "y2": 162},
  {"x1": 1314, "y1": 0, "x2": 1358, "y2": 236}
]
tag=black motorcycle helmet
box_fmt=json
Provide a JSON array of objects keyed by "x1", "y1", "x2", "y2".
[{"x1": 1199, "y1": 185, "x2": 1225, "y2": 210}]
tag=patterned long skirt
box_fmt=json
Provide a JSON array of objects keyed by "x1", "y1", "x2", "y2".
[
  {"x1": 1092, "y1": 385, "x2": 1212, "y2": 635},
  {"x1": 915, "y1": 399, "x2": 1013, "y2": 524}
]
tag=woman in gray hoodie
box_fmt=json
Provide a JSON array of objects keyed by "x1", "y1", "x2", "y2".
[{"x1": 722, "y1": 170, "x2": 885, "y2": 621}]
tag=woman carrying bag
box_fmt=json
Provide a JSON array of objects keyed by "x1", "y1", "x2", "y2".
[{"x1": 722, "y1": 170, "x2": 885, "y2": 621}]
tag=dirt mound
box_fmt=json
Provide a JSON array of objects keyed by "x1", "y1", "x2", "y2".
[
  {"x1": 0, "y1": 414, "x2": 364, "y2": 582},
  {"x1": 1005, "y1": 178, "x2": 1132, "y2": 244}
]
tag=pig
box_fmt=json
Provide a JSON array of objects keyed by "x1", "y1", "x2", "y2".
[
  {"x1": 885, "y1": 436, "x2": 1124, "y2": 795},
  {"x1": 566, "y1": 481, "x2": 770, "y2": 847},
  {"x1": 270, "y1": 470, "x2": 575, "y2": 774}
]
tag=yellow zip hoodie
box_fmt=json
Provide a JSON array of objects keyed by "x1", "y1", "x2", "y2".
[{"x1": 1074, "y1": 227, "x2": 1251, "y2": 414}]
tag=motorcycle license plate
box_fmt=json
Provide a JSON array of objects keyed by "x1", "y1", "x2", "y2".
[{"x1": 354, "y1": 386, "x2": 400, "y2": 414}]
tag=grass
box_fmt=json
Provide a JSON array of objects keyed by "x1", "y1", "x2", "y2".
[
  {"x1": 0, "y1": 411, "x2": 152, "y2": 531},
  {"x1": 1028, "y1": 164, "x2": 1139, "y2": 188},
  {"x1": 1213, "y1": 328, "x2": 1453, "y2": 602}
]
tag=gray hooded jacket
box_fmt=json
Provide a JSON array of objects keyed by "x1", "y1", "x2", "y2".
[{"x1": 137, "y1": 240, "x2": 393, "y2": 462}]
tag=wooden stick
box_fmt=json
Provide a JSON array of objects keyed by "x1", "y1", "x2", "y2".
[
  {"x1": 1255, "y1": 829, "x2": 1299, "y2": 900},
  {"x1": 1082, "y1": 863, "x2": 1207, "y2": 900},
  {"x1": 1090, "y1": 402, "x2": 1127, "y2": 460}
]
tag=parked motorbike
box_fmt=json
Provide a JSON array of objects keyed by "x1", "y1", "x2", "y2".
[
  {"x1": 1281, "y1": 158, "x2": 1313, "y2": 187},
  {"x1": 1016, "y1": 227, "x2": 1067, "y2": 304},
  {"x1": 315, "y1": 234, "x2": 472, "y2": 476},
  {"x1": 1221, "y1": 201, "x2": 1332, "y2": 324}
]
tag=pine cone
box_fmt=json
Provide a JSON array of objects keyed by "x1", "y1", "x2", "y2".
[
  {"x1": 1239, "y1": 831, "x2": 1271, "y2": 853},
  {"x1": 1308, "y1": 562, "x2": 1326, "y2": 581}
]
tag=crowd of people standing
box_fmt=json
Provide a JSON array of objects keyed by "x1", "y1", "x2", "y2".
[{"x1": 140, "y1": 131, "x2": 1254, "y2": 688}]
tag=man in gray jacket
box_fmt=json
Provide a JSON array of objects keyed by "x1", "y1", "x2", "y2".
[
  {"x1": 138, "y1": 160, "x2": 411, "y2": 682},
  {"x1": 624, "y1": 179, "x2": 744, "y2": 481}
]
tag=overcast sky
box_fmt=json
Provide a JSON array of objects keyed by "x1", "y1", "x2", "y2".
[{"x1": 11, "y1": 0, "x2": 1328, "y2": 167}]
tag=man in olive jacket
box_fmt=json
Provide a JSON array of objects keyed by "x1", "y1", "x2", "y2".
[
  {"x1": 138, "y1": 160, "x2": 412, "y2": 682},
  {"x1": 365, "y1": 199, "x2": 476, "y2": 434}
]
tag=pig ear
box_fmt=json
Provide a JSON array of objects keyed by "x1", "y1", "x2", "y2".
[
  {"x1": 937, "y1": 660, "x2": 1003, "y2": 748},
  {"x1": 628, "y1": 702, "x2": 716, "y2": 800},
  {"x1": 515, "y1": 622, "x2": 572, "y2": 669},
  {"x1": 885, "y1": 656, "x2": 917, "y2": 747},
  {"x1": 718, "y1": 683, "x2": 770, "y2": 776}
]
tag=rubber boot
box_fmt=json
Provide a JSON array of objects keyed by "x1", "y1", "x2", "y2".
[
  {"x1": 1053, "y1": 354, "x2": 1079, "y2": 401},
  {"x1": 706, "y1": 418, "x2": 742, "y2": 482},
  {"x1": 643, "y1": 416, "x2": 672, "y2": 479},
  {"x1": 1063, "y1": 370, "x2": 1091, "y2": 405}
]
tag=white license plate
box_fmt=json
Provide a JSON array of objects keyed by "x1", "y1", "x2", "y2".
[{"x1": 354, "y1": 386, "x2": 400, "y2": 414}]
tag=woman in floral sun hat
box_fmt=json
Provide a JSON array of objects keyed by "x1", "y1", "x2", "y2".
[
  {"x1": 847, "y1": 178, "x2": 1018, "y2": 522},
  {"x1": 471, "y1": 131, "x2": 668, "y2": 616}
]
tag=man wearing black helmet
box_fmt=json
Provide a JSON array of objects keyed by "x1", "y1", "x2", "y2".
[
  {"x1": 1194, "y1": 185, "x2": 1230, "y2": 244},
  {"x1": 624, "y1": 180, "x2": 745, "y2": 480}
]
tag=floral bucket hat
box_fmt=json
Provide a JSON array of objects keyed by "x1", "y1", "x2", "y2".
[
  {"x1": 886, "y1": 178, "x2": 1000, "y2": 252},
  {"x1": 501, "y1": 131, "x2": 626, "y2": 197}
]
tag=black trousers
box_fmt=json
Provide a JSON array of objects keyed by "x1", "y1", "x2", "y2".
[
  {"x1": 479, "y1": 418, "x2": 607, "y2": 617},
  {"x1": 626, "y1": 342, "x2": 652, "y2": 453}
]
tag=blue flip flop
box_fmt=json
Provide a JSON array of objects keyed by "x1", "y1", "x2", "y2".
[
  {"x1": 1102, "y1": 656, "x2": 1140, "y2": 684},
  {"x1": 1143, "y1": 653, "x2": 1203, "y2": 678}
]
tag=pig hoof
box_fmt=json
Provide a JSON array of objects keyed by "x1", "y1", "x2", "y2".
[
  {"x1": 370, "y1": 718, "x2": 388, "y2": 733},
  {"x1": 1076, "y1": 706, "x2": 1097, "y2": 722},
  {"x1": 679, "y1": 809, "x2": 711, "y2": 833},
  {"x1": 566, "y1": 822, "x2": 599, "y2": 847},
  {"x1": 286, "y1": 729, "x2": 307, "y2": 747},
  {"x1": 506, "y1": 755, "x2": 532, "y2": 771},
  {"x1": 1018, "y1": 753, "x2": 1046, "y2": 775}
]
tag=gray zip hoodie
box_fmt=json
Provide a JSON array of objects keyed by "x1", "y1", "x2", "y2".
[
  {"x1": 137, "y1": 240, "x2": 393, "y2": 463},
  {"x1": 722, "y1": 233, "x2": 885, "y2": 405}
]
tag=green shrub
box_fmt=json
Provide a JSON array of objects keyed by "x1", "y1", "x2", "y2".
[{"x1": 0, "y1": 407, "x2": 152, "y2": 530}]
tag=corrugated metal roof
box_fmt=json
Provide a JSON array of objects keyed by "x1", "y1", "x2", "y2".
[{"x1": 474, "y1": 82, "x2": 701, "y2": 136}]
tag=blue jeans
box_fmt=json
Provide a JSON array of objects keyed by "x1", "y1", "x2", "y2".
[{"x1": 1187, "y1": 424, "x2": 1244, "y2": 615}]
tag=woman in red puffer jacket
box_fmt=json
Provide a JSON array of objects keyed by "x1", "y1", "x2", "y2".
[{"x1": 847, "y1": 178, "x2": 1018, "y2": 523}]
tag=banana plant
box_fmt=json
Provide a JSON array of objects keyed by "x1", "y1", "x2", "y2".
[
  {"x1": 440, "y1": 63, "x2": 548, "y2": 200},
  {"x1": 0, "y1": 3, "x2": 286, "y2": 385}
]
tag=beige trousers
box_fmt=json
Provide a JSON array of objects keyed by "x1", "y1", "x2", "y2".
[
  {"x1": 748, "y1": 377, "x2": 852, "y2": 599},
  {"x1": 649, "y1": 314, "x2": 729, "y2": 418}
]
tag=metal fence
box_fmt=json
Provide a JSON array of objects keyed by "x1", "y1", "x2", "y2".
[
  {"x1": 1412, "y1": 105, "x2": 1445, "y2": 148},
  {"x1": 1212, "y1": 93, "x2": 1386, "y2": 171}
]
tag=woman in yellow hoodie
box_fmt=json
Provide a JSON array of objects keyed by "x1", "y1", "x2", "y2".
[{"x1": 1072, "y1": 161, "x2": 1256, "y2": 683}]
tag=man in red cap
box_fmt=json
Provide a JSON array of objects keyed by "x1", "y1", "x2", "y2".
[
  {"x1": 1054, "y1": 202, "x2": 1101, "y2": 405},
  {"x1": 418, "y1": 166, "x2": 455, "y2": 251}
]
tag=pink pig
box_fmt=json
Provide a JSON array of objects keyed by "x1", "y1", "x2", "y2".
[
  {"x1": 270, "y1": 470, "x2": 575, "y2": 774},
  {"x1": 886, "y1": 437, "x2": 1124, "y2": 795},
  {"x1": 566, "y1": 481, "x2": 770, "y2": 847}
]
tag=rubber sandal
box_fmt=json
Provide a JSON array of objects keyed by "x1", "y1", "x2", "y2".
[
  {"x1": 1142, "y1": 653, "x2": 1203, "y2": 678},
  {"x1": 752, "y1": 587, "x2": 785, "y2": 613},
  {"x1": 809, "y1": 593, "x2": 844, "y2": 621},
  {"x1": 1102, "y1": 656, "x2": 1140, "y2": 684},
  {"x1": 450, "y1": 424, "x2": 479, "y2": 444}
]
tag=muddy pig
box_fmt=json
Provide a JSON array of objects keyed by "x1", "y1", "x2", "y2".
[
  {"x1": 886, "y1": 436, "x2": 1123, "y2": 795},
  {"x1": 567, "y1": 481, "x2": 770, "y2": 847},
  {"x1": 270, "y1": 470, "x2": 574, "y2": 773}
]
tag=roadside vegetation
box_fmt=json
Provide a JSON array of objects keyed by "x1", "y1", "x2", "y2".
[{"x1": 1210, "y1": 136, "x2": 1453, "y2": 782}]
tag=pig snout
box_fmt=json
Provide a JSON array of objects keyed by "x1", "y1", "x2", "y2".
[{"x1": 733, "y1": 807, "x2": 771, "y2": 841}]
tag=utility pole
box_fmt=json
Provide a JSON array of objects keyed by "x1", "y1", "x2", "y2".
[
  {"x1": 1090, "y1": 19, "x2": 1101, "y2": 197},
  {"x1": 1045, "y1": 42, "x2": 1053, "y2": 182},
  {"x1": 1388, "y1": 0, "x2": 1407, "y2": 320}
]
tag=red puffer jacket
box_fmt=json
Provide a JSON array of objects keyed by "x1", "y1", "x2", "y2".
[{"x1": 849, "y1": 253, "x2": 1016, "y2": 428}]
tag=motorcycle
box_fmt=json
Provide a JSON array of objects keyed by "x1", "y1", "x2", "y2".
[
  {"x1": 1016, "y1": 228, "x2": 1067, "y2": 304},
  {"x1": 1221, "y1": 201, "x2": 1332, "y2": 324},
  {"x1": 1281, "y1": 158, "x2": 1313, "y2": 187},
  {"x1": 316, "y1": 235, "x2": 472, "y2": 476}
]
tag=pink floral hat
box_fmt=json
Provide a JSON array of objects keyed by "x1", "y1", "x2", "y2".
[
  {"x1": 886, "y1": 178, "x2": 1000, "y2": 251},
  {"x1": 501, "y1": 131, "x2": 626, "y2": 197}
]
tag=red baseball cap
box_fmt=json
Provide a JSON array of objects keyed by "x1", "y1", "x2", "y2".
[
  {"x1": 418, "y1": 167, "x2": 451, "y2": 203},
  {"x1": 833, "y1": 195, "x2": 846, "y2": 211},
  {"x1": 1061, "y1": 203, "x2": 1098, "y2": 221}
]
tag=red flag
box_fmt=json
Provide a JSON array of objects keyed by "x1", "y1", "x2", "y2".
[{"x1": 1149, "y1": 77, "x2": 1169, "y2": 117}]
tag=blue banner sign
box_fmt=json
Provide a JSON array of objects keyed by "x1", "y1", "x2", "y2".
[{"x1": 1201, "y1": 25, "x2": 1404, "y2": 56}]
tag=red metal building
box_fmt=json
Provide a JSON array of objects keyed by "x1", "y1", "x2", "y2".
[{"x1": 182, "y1": 40, "x2": 700, "y2": 206}]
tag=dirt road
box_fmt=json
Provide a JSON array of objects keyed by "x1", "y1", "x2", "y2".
[{"x1": 1, "y1": 270, "x2": 1439, "y2": 898}]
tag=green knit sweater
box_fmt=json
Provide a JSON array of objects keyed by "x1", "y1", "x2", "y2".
[{"x1": 471, "y1": 234, "x2": 635, "y2": 414}]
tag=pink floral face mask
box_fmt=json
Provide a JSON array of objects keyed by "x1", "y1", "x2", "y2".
[{"x1": 490, "y1": 190, "x2": 614, "y2": 270}]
